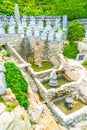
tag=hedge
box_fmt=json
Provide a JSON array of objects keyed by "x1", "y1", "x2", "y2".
[{"x1": 4, "y1": 62, "x2": 29, "y2": 109}]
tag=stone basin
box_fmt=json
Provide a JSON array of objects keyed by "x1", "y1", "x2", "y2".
[
  {"x1": 47, "y1": 97, "x2": 87, "y2": 128},
  {"x1": 54, "y1": 98, "x2": 86, "y2": 115}
]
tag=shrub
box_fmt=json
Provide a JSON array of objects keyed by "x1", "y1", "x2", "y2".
[
  {"x1": 6, "y1": 104, "x2": 16, "y2": 112},
  {"x1": 63, "y1": 41, "x2": 79, "y2": 59},
  {"x1": 15, "y1": 91, "x2": 29, "y2": 110},
  {"x1": 82, "y1": 61, "x2": 87, "y2": 68},
  {"x1": 68, "y1": 20, "x2": 85, "y2": 41},
  {"x1": 0, "y1": 45, "x2": 3, "y2": 51},
  {"x1": 2, "y1": 50, "x2": 11, "y2": 57},
  {"x1": 0, "y1": 97, "x2": 4, "y2": 102},
  {"x1": 54, "y1": 29, "x2": 58, "y2": 32},
  {"x1": 4, "y1": 62, "x2": 29, "y2": 109},
  {"x1": 14, "y1": 24, "x2": 18, "y2": 30},
  {"x1": 4, "y1": 24, "x2": 9, "y2": 33},
  {"x1": 27, "y1": 21, "x2": 30, "y2": 26},
  {"x1": 43, "y1": 21, "x2": 46, "y2": 27}
]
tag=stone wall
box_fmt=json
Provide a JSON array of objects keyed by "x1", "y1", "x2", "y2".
[
  {"x1": 0, "y1": 35, "x2": 67, "y2": 66},
  {"x1": 47, "y1": 101, "x2": 87, "y2": 129}
]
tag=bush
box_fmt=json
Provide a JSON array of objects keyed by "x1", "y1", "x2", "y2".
[
  {"x1": 4, "y1": 62, "x2": 29, "y2": 109},
  {"x1": 82, "y1": 61, "x2": 87, "y2": 68},
  {"x1": 68, "y1": 20, "x2": 85, "y2": 41},
  {"x1": 0, "y1": 45, "x2": 3, "y2": 51},
  {"x1": 0, "y1": 97, "x2": 4, "y2": 102},
  {"x1": 15, "y1": 91, "x2": 29, "y2": 110},
  {"x1": 63, "y1": 41, "x2": 79, "y2": 59},
  {"x1": 6, "y1": 104, "x2": 16, "y2": 112},
  {"x1": 2, "y1": 50, "x2": 11, "y2": 57}
]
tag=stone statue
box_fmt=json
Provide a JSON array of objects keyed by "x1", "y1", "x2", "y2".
[
  {"x1": 34, "y1": 40, "x2": 42, "y2": 67},
  {"x1": 14, "y1": 4, "x2": 20, "y2": 24},
  {"x1": 49, "y1": 69, "x2": 58, "y2": 87}
]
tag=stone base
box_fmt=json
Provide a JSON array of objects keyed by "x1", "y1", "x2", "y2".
[{"x1": 49, "y1": 81, "x2": 58, "y2": 87}]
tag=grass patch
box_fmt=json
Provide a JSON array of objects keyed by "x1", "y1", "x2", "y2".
[{"x1": 31, "y1": 61, "x2": 53, "y2": 72}]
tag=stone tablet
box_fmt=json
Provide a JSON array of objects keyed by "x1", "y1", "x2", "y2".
[{"x1": 76, "y1": 54, "x2": 84, "y2": 61}]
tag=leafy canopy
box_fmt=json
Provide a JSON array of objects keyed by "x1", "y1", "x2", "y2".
[{"x1": 0, "y1": 0, "x2": 87, "y2": 19}]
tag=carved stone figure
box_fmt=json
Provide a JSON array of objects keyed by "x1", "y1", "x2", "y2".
[{"x1": 34, "y1": 40, "x2": 42, "y2": 67}]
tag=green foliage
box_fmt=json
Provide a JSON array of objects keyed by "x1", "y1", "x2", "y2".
[
  {"x1": 0, "y1": 97, "x2": 4, "y2": 102},
  {"x1": 54, "y1": 29, "x2": 58, "y2": 32},
  {"x1": 4, "y1": 24, "x2": 9, "y2": 33},
  {"x1": 0, "y1": 0, "x2": 87, "y2": 19},
  {"x1": 82, "y1": 61, "x2": 87, "y2": 68},
  {"x1": 63, "y1": 41, "x2": 79, "y2": 59},
  {"x1": 4, "y1": 62, "x2": 29, "y2": 109},
  {"x1": 31, "y1": 61, "x2": 53, "y2": 72},
  {"x1": 29, "y1": 118, "x2": 34, "y2": 125},
  {"x1": 43, "y1": 21, "x2": 46, "y2": 27},
  {"x1": 27, "y1": 21, "x2": 30, "y2": 26},
  {"x1": 14, "y1": 24, "x2": 18, "y2": 30},
  {"x1": 15, "y1": 91, "x2": 29, "y2": 109},
  {"x1": 6, "y1": 103, "x2": 16, "y2": 112},
  {"x1": 68, "y1": 20, "x2": 85, "y2": 41},
  {"x1": 0, "y1": 45, "x2": 3, "y2": 51},
  {"x1": 2, "y1": 50, "x2": 11, "y2": 57}
]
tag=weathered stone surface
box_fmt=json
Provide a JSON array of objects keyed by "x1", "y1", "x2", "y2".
[
  {"x1": 0, "y1": 105, "x2": 32, "y2": 130},
  {"x1": 33, "y1": 104, "x2": 67, "y2": 130},
  {"x1": 58, "y1": 54, "x2": 86, "y2": 81},
  {"x1": 6, "y1": 88, "x2": 14, "y2": 95},
  {"x1": 0, "y1": 103, "x2": 6, "y2": 114},
  {"x1": 0, "y1": 72, "x2": 6, "y2": 95},
  {"x1": 0, "y1": 111, "x2": 14, "y2": 130},
  {"x1": 77, "y1": 84, "x2": 87, "y2": 104},
  {"x1": 0, "y1": 63, "x2": 6, "y2": 73},
  {"x1": 58, "y1": 54, "x2": 87, "y2": 105},
  {"x1": 70, "y1": 121, "x2": 87, "y2": 130},
  {"x1": 1, "y1": 88, "x2": 18, "y2": 104},
  {"x1": 30, "y1": 103, "x2": 44, "y2": 123},
  {"x1": 78, "y1": 42, "x2": 87, "y2": 53},
  {"x1": 13, "y1": 106, "x2": 32, "y2": 130},
  {"x1": 1, "y1": 94, "x2": 16, "y2": 102}
]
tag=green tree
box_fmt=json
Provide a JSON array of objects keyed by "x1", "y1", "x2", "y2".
[{"x1": 68, "y1": 20, "x2": 85, "y2": 41}]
